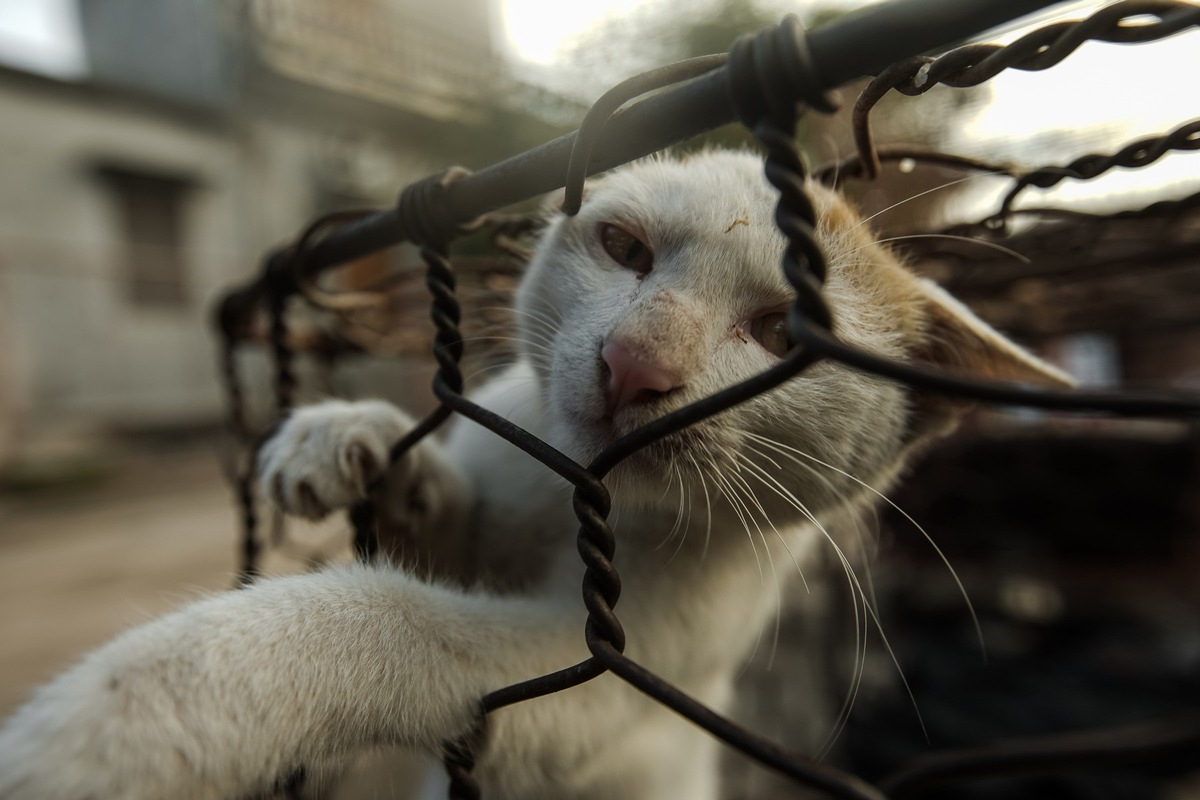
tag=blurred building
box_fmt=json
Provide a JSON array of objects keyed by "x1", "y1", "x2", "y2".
[{"x1": 0, "y1": 0, "x2": 560, "y2": 470}]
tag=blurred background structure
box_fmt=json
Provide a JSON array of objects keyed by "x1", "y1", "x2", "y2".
[
  {"x1": 0, "y1": 0, "x2": 577, "y2": 478},
  {"x1": 1, "y1": 1, "x2": 1199, "y2": 798}
]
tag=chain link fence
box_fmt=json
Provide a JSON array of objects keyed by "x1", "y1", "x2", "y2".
[{"x1": 213, "y1": 0, "x2": 1200, "y2": 797}]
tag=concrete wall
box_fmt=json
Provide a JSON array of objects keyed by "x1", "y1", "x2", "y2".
[
  {"x1": 0, "y1": 68, "x2": 447, "y2": 464},
  {"x1": 0, "y1": 73, "x2": 245, "y2": 458}
]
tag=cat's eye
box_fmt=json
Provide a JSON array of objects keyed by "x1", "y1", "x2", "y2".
[
  {"x1": 750, "y1": 312, "x2": 795, "y2": 358},
  {"x1": 599, "y1": 223, "x2": 653, "y2": 275}
]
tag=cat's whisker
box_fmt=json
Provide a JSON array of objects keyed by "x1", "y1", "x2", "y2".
[
  {"x1": 487, "y1": 303, "x2": 560, "y2": 334},
  {"x1": 851, "y1": 171, "x2": 1005, "y2": 231},
  {"x1": 722, "y1": 458, "x2": 785, "y2": 667},
  {"x1": 708, "y1": 466, "x2": 774, "y2": 671},
  {"x1": 868, "y1": 233, "x2": 1031, "y2": 264},
  {"x1": 816, "y1": 569, "x2": 931, "y2": 758},
  {"x1": 686, "y1": 452, "x2": 715, "y2": 562},
  {"x1": 729, "y1": 449, "x2": 874, "y2": 683},
  {"x1": 470, "y1": 311, "x2": 559, "y2": 355},
  {"x1": 818, "y1": 587, "x2": 871, "y2": 761},
  {"x1": 484, "y1": 303, "x2": 559, "y2": 345},
  {"x1": 709, "y1": 469, "x2": 764, "y2": 585},
  {"x1": 744, "y1": 431, "x2": 986, "y2": 660},
  {"x1": 463, "y1": 372, "x2": 541, "y2": 409},
  {"x1": 456, "y1": 334, "x2": 556, "y2": 356},
  {"x1": 736, "y1": 442, "x2": 947, "y2": 754},
  {"x1": 733, "y1": 449, "x2": 811, "y2": 588},
  {"x1": 461, "y1": 361, "x2": 539, "y2": 385},
  {"x1": 654, "y1": 462, "x2": 680, "y2": 507},
  {"x1": 481, "y1": 300, "x2": 556, "y2": 323},
  {"x1": 656, "y1": 464, "x2": 689, "y2": 557},
  {"x1": 863, "y1": 592, "x2": 929, "y2": 743},
  {"x1": 727, "y1": 443, "x2": 872, "y2": 752},
  {"x1": 741, "y1": 433, "x2": 842, "y2": 498},
  {"x1": 669, "y1": 465, "x2": 697, "y2": 564},
  {"x1": 725, "y1": 469, "x2": 777, "y2": 592}
]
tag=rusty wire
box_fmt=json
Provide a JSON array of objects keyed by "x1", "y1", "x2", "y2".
[
  {"x1": 995, "y1": 116, "x2": 1200, "y2": 221},
  {"x1": 849, "y1": 0, "x2": 1200, "y2": 182},
  {"x1": 211, "y1": 0, "x2": 1200, "y2": 797}
]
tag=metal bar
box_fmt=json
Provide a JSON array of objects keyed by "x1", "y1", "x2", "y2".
[{"x1": 293, "y1": 0, "x2": 1066, "y2": 276}]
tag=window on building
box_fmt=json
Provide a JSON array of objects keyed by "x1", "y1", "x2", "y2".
[{"x1": 95, "y1": 165, "x2": 195, "y2": 307}]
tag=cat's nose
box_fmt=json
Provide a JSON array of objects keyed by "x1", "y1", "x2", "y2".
[{"x1": 600, "y1": 338, "x2": 680, "y2": 417}]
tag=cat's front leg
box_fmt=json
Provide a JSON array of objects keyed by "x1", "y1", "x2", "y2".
[
  {"x1": 0, "y1": 566, "x2": 577, "y2": 800},
  {"x1": 259, "y1": 399, "x2": 474, "y2": 576}
]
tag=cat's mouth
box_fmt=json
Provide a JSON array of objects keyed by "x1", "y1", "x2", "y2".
[
  {"x1": 595, "y1": 396, "x2": 678, "y2": 441},
  {"x1": 586, "y1": 397, "x2": 706, "y2": 465}
]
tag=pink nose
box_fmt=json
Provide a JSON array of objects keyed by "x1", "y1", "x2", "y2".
[{"x1": 600, "y1": 338, "x2": 679, "y2": 416}]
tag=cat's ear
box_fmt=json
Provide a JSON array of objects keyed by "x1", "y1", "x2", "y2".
[
  {"x1": 914, "y1": 278, "x2": 1075, "y2": 389},
  {"x1": 906, "y1": 279, "x2": 1073, "y2": 441}
]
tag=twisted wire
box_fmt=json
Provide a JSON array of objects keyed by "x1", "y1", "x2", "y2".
[
  {"x1": 852, "y1": 0, "x2": 1200, "y2": 179},
  {"x1": 386, "y1": 243, "x2": 486, "y2": 799},
  {"x1": 350, "y1": 501, "x2": 378, "y2": 562},
  {"x1": 813, "y1": 146, "x2": 1018, "y2": 187},
  {"x1": 872, "y1": 166, "x2": 1200, "y2": 266},
  {"x1": 554, "y1": 21, "x2": 893, "y2": 798},
  {"x1": 997, "y1": 117, "x2": 1200, "y2": 218},
  {"x1": 443, "y1": 718, "x2": 486, "y2": 800},
  {"x1": 215, "y1": 289, "x2": 264, "y2": 586},
  {"x1": 266, "y1": 278, "x2": 297, "y2": 416},
  {"x1": 882, "y1": 714, "x2": 1200, "y2": 799},
  {"x1": 217, "y1": 335, "x2": 262, "y2": 587},
  {"x1": 561, "y1": 53, "x2": 728, "y2": 216},
  {"x1": 582, "y1": 105, "x2": 886, "y2": 795},
  {"x1": 398, "y1": 167, "x2": 477, "y2": 247},
  {"x1": 288, "y1": 209, "x2": 386, "y2": 314},
  {"x1": 195, "y1": 3, "x2": 1200, "y2": 797},
  {"x1": 431, "y1": 22, "x2": 847, "y2": 795}
]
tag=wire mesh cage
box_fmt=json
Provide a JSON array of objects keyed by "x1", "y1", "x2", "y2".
[{"x1": 213, "y1": 0, "x2": 1200, "y2": 797}]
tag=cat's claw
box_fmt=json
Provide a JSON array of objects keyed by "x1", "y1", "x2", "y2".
[{"x1": 258, "y1": 400, "x2": 413, "y2": 519}]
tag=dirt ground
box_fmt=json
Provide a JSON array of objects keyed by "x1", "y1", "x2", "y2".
[
  {"x1": 0, "y1": 450, "x2": 239, "y2": 714},
  {"x1": 0, "y1": 447, "x2": 428, "y2": 796}
]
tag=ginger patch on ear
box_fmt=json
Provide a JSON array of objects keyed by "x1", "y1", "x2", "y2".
[{"x1": 917, "y1": 279, "x2": 1075, "y2": 389}]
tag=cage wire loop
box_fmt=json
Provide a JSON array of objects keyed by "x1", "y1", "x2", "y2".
[
  {"x1": 727, "y1": 15, "x2": 838, "y2": 131},
  {"x1": 996, "y1": 116, "x2": 1200, "y2": 219},
  {"x1": 851, "y1": 0, "x2": 1200, "y2": 177},
  {"x1": 361, "y1": 244, "x2": 466, "y2": 563},
  {"x1": 289, "y1": 209, "x2": 389, "y2": 313},
  {"x1": 397, "y1": 166, "x2": 477, "y2": 246},
  {"x1": 213, "y1": 292, "x2": 263, "y2": 586},
  {"x1": 562, "y1": 53, "x2": 728, "y2": 216}
]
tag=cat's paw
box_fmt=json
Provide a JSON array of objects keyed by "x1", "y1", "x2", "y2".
[{"x1": 258, "y1": 399, "x2": 414, "y2": 519}]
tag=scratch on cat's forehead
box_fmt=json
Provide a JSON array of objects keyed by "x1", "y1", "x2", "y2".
[{"x1": 723, "y1": 214, "x2": 750, "y2": 234}]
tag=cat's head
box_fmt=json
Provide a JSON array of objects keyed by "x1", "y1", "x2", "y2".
[{"x1": 515, "y1": 150, "x2": 1070, "y2": 522}]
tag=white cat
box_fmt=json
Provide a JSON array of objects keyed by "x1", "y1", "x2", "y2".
[{"x1": 0, "y1": 151, "x2": 1070, "y2": 800}]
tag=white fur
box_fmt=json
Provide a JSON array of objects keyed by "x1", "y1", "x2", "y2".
[{"x1": 0, "y1": 151, "x2": 1067, "y2": 799}]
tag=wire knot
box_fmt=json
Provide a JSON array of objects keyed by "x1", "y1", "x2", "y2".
[
  {"x1": 727, "y1": 15, "x2": 837, "y2": 131},
  {"x1": 397, "y1": 166, "x2": 474, "y2": 247}
]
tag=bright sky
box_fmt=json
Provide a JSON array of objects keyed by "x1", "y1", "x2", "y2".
[
  {"x1": 497, "y1": 0, "x2": 654, "y2": 64},
  {"x1": 0, "y1": 0, "x2": 85, "y2": 79},
  {"x1": 498, "y1": 0, "x2": 1200, "y2": 212},
  {"x1": 946, "y1": 11, "x2": 1200, "y2": 213}
]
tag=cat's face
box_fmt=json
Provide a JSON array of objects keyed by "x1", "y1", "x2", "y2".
[{"x1": 515, "y1": 151, "x2": 1067, "y2": 523}]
